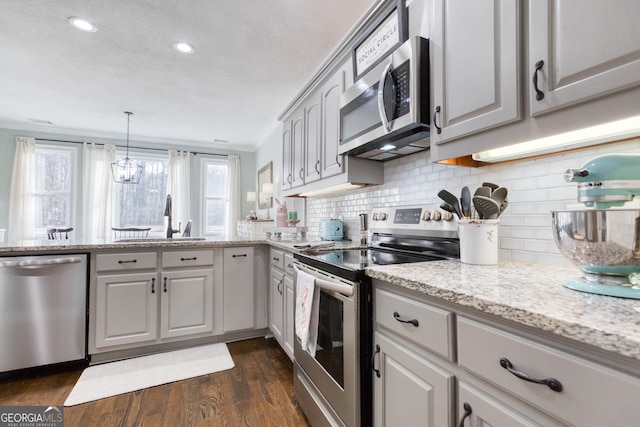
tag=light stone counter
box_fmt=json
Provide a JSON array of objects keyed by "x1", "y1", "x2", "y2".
[
  {"x1": 365, "y1": 260, "x2": 640, "y2": 361},
  {"x1": 0, "y1": 236, "x2": 363, "y2": 254}
]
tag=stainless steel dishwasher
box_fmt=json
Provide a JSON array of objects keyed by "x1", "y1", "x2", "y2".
[{"x1": 0, "y1": 254, "x2": 88, "y2": 373}]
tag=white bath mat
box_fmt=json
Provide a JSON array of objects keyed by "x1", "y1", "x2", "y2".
[{"x1": 64, "y1": 343, "x2": 234, "y2": 406}]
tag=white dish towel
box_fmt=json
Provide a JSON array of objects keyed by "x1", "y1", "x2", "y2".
[{"x1": 295, "y1": 269, "x2": 320, "y2": 356}]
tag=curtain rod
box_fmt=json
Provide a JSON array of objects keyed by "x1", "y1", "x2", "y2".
[{"x1": 34, "y1": 138, "x2": 229, "y2": 157}]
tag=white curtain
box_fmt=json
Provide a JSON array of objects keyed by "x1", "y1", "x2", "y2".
[
  {"x1": 8, "y1": 137, "x2": 36, "y2": 241},
  {"x1": 225, "y1": 155, "x2": 241, "y2": 236},
  {"x1": 167, "y1": 150, "x2": 191, "y2": 233},
  {"x1": 83, "y1": 143, "x2": 116, "y2": 239}
]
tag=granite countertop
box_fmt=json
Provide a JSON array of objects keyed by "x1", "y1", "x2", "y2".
[
  {"x1": 0, "y1": 236, "x2": 364, "y2": 254},
  {"x1": 366, "y1": 260, "x2": 640, "y2": 361}
]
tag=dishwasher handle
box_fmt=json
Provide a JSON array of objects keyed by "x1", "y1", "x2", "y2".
[
  {"x1": 0, "y1": 257, "x2": 83, "y2": 269},
  {"x1": 293, "y1": 263, "x2": 354, "y2": 297}
]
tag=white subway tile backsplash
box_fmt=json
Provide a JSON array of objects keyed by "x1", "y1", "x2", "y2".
[{"x1": 305, "y1": 139, "x2": 640, "y2": 266}]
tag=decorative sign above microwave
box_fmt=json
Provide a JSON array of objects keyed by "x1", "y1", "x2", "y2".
[{"x1": 352, "y1": 0, "x2": 408, "y2": 81}]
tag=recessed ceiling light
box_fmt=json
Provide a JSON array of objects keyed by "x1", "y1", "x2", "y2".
[
  {"x1": 68, "y1": 17, "x2": 97, "y2": 32},
  {"x1": 173, "y1": 42, "x2": 196, "y2": 54}
]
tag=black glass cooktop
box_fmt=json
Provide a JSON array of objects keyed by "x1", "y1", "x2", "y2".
[{"x1": 295, "y1": 248, "x2": 444, "y2": 281}]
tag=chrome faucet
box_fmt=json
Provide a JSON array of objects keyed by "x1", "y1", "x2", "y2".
[{"x1": 164, "y1": 194, "x2": 180, "y2": 238}]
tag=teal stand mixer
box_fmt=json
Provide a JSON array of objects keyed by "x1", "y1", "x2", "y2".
[{"x1": 552, "y1": 154, "x2": 640, "y2": 299}]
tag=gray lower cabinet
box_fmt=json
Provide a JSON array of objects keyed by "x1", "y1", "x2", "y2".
[
  {"x1": 92, "y1": 249, "x2": 216, "y2": 353},
  {"x1": 373, "y1": 280, "x2": 640, "y2": 427},
  {"x1": 222, "y1": 247, "x2": 255, "y2": 332},
  {"x1": 95, "y1": 271, "x2": 158, "y2": 349},
  {"x1": 373, "y1": 331, "x2": 454, "y2": 427},
  {"x1": 269, "y1": 248, "x2": 295, "y2": 360}
]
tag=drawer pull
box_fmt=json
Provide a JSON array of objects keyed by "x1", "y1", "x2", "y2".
[
  {"x1": 499, "y1": 357, "x2": 563, "y2": 392},
  {"x1": 118, "y1": 259, "x2": 137, "y2": 264},
  {"x1": 458, "y1": 402, "x2": 472, "y2": 427},
  {"x1": 232, "y1": 254, "x2": 247, "y2": 258},
  {"x1": 372, "y1": 344, "x2": 381, "y2": 378},
  {"x1": 180, "y1": 257, "x2": 197, "y2": 261},
  {"x1": 532, "y1": 60, "x2": 545, "y2": 101},
  {"x1": 273, "y1": 257, "x2": 280, "y2": 262},
  {"x1": 163, "y1": 277, "x2": 168, "y2": 293},
  {"x1": 393, "y1": 311, "x2": 419, "y2": 327},
  {"x1": 151, "y1": 277, "x2": 155, "y2": 294},
  {"x1": 287, "y1": 263, "x2": 294, "y2": 268}
]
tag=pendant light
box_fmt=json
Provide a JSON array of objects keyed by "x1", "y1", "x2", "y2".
[{"x1": 111, "y1": 111, "x2": 143, "y2": 184}]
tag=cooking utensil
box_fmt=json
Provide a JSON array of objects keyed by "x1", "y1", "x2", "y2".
[
  {"x1": 461, "y1": 186, "x2": 471, "y2": 218},
  {"x1": 474, "y1": 186, "x2": 492, "y2": 198},
  {"x1": 483, "y1": 182, "x2": 499, "y2": 192},
  {"x1": 491, "y1": 187, "x2": 508, "y2": 205},
  {"x1": 473, "y1": 196, "x2": 501, "y2": 219},
  {"x1": 439, "y1": 202, "x2": 456, "y2": 217},
  {"x1": 437, "y1": 190, "x2": 463, "y2": 219}
]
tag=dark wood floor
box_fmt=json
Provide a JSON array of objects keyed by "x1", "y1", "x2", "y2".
[{"x1": 0, "y1": 338, "x2": 310, "y2": 427}]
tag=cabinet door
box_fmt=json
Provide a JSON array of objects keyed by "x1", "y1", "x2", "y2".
[
  {"x1": 304, "y1": 95, "x2": 322, "y2": 184},
  {"x1": 529, "y1": 0, "x2": 640, "y2": 116},
  {"x1": 283, "y1": 274, "x2": 295, "y2": 360},
  {"x1": 282, "y1": 121, "x2": 293, "y2": 191},
  {"x1": 160, "y1": 269, "x2": 213, "y2": 339},
  {"x1": 95, "y1": 272, "x2": 158, "y2": 349},
  {"x1": 223, "y1": 247, "x2": 255, "y2": 332},
  {"x1": 457, "y1": 382, "x2": 543, "y2": 427},
  {"x1": 270, "y1": 268, "x2": 285, "y2": 345},
  {"x1": 431, "y1": 0, "x2": 520, "y2": 145},
  {"x1": 373, "y1": 332, "x2": 454, "y2": 427},
  {"x1": 321, "y1": 66, "x2": 345, "y2": 179},
  {"x1": 291, "y1": 110, "x2": 305, "y2": 188}
]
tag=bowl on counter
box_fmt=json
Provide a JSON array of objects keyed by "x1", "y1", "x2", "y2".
[{"x1": 551, "y1": 209, "x2": 640, "y2": 289}]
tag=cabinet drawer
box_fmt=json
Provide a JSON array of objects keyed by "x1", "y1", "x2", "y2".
[
  {"x1": 162, "y1": 250, "x2": 214, "y2": 268},
  {"x1": 284, "y1": 253, "x2": 295, "y2": 276},
  {"x1": 457, "y1": 317, "x2": 640, "y2": 426},
  {"x1": 375, "y1": 288, "x2": 454, "y2": 361},
  {"x1": 96, "y1": 252, "x2": 157, "y2": 272},
  {"x1": 270, "y1": 249, "x2": 285, "y2": 271}
]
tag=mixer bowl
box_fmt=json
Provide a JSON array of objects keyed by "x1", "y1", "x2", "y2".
[{"x1": 551, "y1": 209, "x2": 640, "y2": 270}]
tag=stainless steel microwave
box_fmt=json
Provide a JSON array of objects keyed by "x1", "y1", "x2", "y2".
[{"x1": 339, "y1": 36, "x2": 430, "y2": 161}]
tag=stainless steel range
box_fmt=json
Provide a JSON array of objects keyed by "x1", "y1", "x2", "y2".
[{"x1": 293, "y1": 205, "x2": 460, "y2": 427}]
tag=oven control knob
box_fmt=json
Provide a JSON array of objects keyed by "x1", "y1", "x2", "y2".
[
  {"x1": 372, "y1": 213, "x2": 379, "y2": 221},
  {"x1": 441, "y1": 210, "x2": 454, "y2": 221},
  {"x1": 431, "y1": 210, "x2": 442, "y2": 221},
  {"x1": 421, "y1": 210, "x2": 431, "y2": 221},
  {"x1": 379, "y1": 213, "x2": 387, "y2": 221}
]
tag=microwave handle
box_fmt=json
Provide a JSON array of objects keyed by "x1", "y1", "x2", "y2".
[{"x1": 377, "y1": 61, "x2": 394, "y2": 132}]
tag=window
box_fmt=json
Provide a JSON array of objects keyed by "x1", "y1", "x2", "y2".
[
  {"x1": 202, "y1": 158, "x2": 228, "y2": 235},
  {"x1": 112, "y1": 151, "x2": 168, "y2": 236},
  {"x1": 34, "y1": 145, "x2": 76, "y2": 237}
]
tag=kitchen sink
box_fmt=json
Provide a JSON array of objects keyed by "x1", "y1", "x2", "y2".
[{"x1": 115, "y1": 237, "x2": 207, "y2": 243}]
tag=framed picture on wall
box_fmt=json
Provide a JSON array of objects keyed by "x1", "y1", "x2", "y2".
[
  {"x1": 352, "y1": 0, "x2": 408, "y2": 81},
  {"x1": 257, "y1": 161, "x2": 273, "y2": 209}
]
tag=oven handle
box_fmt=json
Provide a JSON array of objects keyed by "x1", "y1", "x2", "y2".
[{"x1": 293, "y1": 263, "x2": 354, "y2": 297}]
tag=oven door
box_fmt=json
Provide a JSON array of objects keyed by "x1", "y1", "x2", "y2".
[{"x1": 293, "y1": 262, "x2": 359, "y2": 427}]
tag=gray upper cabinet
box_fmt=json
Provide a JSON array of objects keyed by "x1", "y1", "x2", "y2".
[
  {"x1": 291, "y1": 110, "x2": 305, "y2": 188},
  {"x1": 321, "y1": 60, "x2": 349, "y2": 179},
  {"x1": 304, "y1": 94, "x2": 322, "y2": 184},
  {"x1": 282, "y1": 122, "x2": 292, "y2": 191},
  {"x1": 528, "y1": 0, "x2": 640, "y2": 116},
  {"x1": 430, "y1": 0, "x2": 521, "y2": 146}
]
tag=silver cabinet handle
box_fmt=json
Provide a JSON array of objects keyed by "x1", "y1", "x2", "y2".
[
  {"x1": 315, "y1": 160, "x2": 320, "y2": 174},
  {"x1": 377, "y1": 61, "x2": 394, "y2": 132},
  {"x1": 336, "y1": 154, "x2": 342, "y2": 168},
  {"x1": 299, "y1": 169, "x2": 304, "y2": 179}
]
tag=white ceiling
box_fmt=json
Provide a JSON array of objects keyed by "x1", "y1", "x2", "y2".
[{"x1": 0, "y1": 0, "x2": 375, "y2": 151}]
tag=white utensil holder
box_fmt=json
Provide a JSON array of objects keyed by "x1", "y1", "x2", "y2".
[{"x1": 458, "y1": 219, "x2": 499, "y2": 265}]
